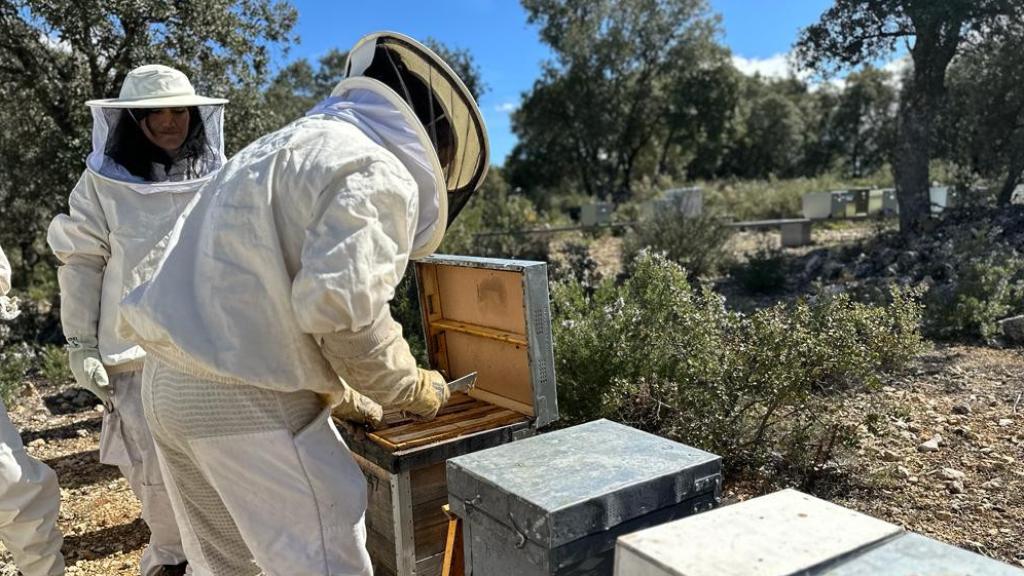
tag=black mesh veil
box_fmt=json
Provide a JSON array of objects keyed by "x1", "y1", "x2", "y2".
[{"x1": 345, "y1": 32, "x2": 489, "y2": 224}]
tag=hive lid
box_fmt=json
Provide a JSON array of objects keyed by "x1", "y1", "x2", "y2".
[
  {"x1": 614, "y1": 489, "x2": 902, "y2": 576},
  {"x1": 415, "y1": 254, "x2": 558, "y2": 428},
  {"x1": 447, "y1": 419, "x2": 722, "y2": 549}
]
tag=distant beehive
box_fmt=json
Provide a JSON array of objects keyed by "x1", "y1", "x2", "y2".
[
  {"x1": 580, "y1": 202, "x2": 614, "y2": 227},
  {"x1": 644, "y1": 187, "x2": 703, "y2": 220},
  {"x1": 930, "y1": 186, "x2": 955, "y2": 213}
]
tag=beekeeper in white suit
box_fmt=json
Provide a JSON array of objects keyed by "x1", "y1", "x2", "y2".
[
  {"x1": 0, "y1": 245, "x2": 65, "y2": 576},
  {"x1": 118, "y1": 32, "x2": 489, "y2": 575},
  {"x1": 47, "y1": 64, "x2": 231, "y2": 576}
]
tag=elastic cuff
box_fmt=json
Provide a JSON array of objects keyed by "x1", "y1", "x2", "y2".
[
  {"x1": 317, "y1": 307, "x2": 401, "y2": 359},
  {"x1": 66, "y1": 334, "x2": 99, "y2": 349}
]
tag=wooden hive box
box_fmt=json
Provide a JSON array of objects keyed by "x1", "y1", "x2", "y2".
[{"x1": 337, "y1": 255, "x2": 559, "y2": 576}]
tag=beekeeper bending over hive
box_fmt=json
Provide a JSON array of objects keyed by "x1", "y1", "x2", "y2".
[
  {"x1": 0, "y1": 244, "x2": 65, "y2": 576},
  {"x1": 118, "y1": 32, "x2": 489, "y2": 575}
]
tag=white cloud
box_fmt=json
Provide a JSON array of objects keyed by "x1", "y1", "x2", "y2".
[
  {"x1": 733, "y1": 51, "x2": 909, "y2": 92},
  {"x1": 39, "y1": 32, "x2": 71, "y2": 54},
  {"x1": 882, "y1": 54, "x2": 912, "y2": 88},
  {"x1": 495, "y1": 101, "x2": 518, "y2": 114},
  {"x1": 731, "y1": 53, "x2": 799, "y2": 80}
]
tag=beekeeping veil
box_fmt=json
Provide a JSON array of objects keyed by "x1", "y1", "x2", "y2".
[
  {"x1": 85, "y1": 64, "x2": 228, "y2": 192},
  {"x1": 308, "y1": 32, "x2": 489, "y2": 259}
]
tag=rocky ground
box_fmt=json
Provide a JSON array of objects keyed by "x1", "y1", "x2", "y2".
[
  {"x1": 830, "y1": 345, "x2": 1024, "y2": 567},
  {"x1": 1, "y1": 384, "x2": 146, "y2": 575}
]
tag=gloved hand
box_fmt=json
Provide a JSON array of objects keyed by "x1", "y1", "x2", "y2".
[
  {"x1": 402, "y1": 369, "x2": 451, "y2": 421},
  {"x1": 67, "y1": 336, "x2": 111, "y2": 409},
  {"x1": 327, "y1": 387, "x2": 384, "y2": 428}
]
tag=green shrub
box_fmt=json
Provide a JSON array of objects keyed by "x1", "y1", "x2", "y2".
[
  {"x1": 552, "y1": 252, "x2": 926, "y2": 483},
  {"x1": 924, "y1": 227, "x2": 1024, "y2": 342},
  {"x1": 39, "y1": 345, "x2": 72, "y2": 386},
  {"x1": 622, "y1": 196, "x2": 734, "y2": 278},
  {"x1": 734, "y1": 248, "x2": 788, "y2": 294},
  {"x1": 0, "y1": 346, "x2": 31, "y2": 405},
  {"x1": 390, "y1": 269, "x2": 428, "y2": 366}
]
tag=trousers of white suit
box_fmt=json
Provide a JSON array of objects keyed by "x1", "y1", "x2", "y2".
[
  {"x1": 140, "y1": 355, "x2": 373, "y2": 576},
  {"x1": 100, "y1": 368, "x2": 188, "y2": 574},
  {"x1": 0, "y1": 402, "x2": 64, "y2": 576}
]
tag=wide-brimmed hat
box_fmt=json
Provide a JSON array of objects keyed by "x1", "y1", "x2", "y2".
[{"x1": 86, "y1": 64, "x2": 228, "y2": 108}]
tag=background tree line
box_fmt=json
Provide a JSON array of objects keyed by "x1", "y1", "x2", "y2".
[{"x1": 2, "y1": 0, "x2": 1024, "y2": 287}]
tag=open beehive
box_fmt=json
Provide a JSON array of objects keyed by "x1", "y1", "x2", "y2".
[{"x1": 338, "y1": 254, "x2": 558, "y2": 576}]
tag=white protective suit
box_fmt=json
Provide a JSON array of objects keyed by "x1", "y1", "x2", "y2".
[
  {"x1": 0, "y1": 244, "x2": 65, "y2": 576},
  {"x1": 118, "y1": 33, "x2": 488, "y2": 574},
  {"x1": 117, "y1": 79, "x2": 466, "y2": 575},
  {"x1": 120, "y1": 78, "x2": 446, "y2": 407},
  {"x1": 47, "y1": 91, "x2": 227, "y2": 576},
  {"x1": 0, "y1": 244, "x2": 9, "y2": 294}
]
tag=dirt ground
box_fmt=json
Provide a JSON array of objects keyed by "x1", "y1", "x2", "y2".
[
  {"x1": 0, "y1": 343, "x2": 1019, "y2": 573},
  {"x1": 1, "y1": 383, "x2": 146, "y2": 575},
  {"x1": 831, "y1": 345, "x2": 1024, "y2": 567}
]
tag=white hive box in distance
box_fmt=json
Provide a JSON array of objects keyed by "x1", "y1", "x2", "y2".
[{"x1": 802, "y1": 191, "x2": 832, "y2": 220}]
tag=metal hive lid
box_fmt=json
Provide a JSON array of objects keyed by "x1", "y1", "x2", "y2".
[{"x1": 447, "y1": 419, "x2": 721, "y2": 549}]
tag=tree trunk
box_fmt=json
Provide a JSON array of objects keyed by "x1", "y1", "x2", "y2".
[
  {"x1": 892, "y1": 14, "x2": 962, "y2": 238},
  {"x1": 997, "y1": 160, "x2": 1023, "y2": 206},
  {"x1": 893, "y1": 95, "x2": 933, "y2": 237}
]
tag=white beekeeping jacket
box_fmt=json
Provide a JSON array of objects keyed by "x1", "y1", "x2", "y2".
[
  {"x1": 119, "y1": 78, "x2": 446, "y2": 401},
  {"x1": 48, "y1": 104, "x2": 225, "y2": 369}
]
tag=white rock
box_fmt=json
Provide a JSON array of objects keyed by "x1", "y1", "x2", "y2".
[
  {"x1": 880, "y1": 449, "x2": 901, "y2": 462},
  {"x1": 939, "y1": 468, "x2": 966, "y2": 481},
  {"x1": 981, "y1": 479, "x2": 1003, "y2": 490}
]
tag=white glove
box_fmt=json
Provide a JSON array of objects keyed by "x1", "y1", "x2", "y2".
[{"x1": 67, "y1": 336, "x2": 111, "y2": 408}]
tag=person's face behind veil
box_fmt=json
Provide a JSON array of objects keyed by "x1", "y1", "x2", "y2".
[{"x1": 138, "y1": 107, "x2": 191, "y2": 154}]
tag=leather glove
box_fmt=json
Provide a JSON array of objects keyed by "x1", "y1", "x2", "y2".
[
  {"x1": 327, "y1": 386, "x2": 384, "y2": 428},
  {"x1": 402, "y1": 369, "x2": 451, "y2": 421},
  {"x1": 67, "y1": 336, "x2": 111, "y2": 409}
]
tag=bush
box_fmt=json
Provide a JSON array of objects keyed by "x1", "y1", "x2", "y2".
[
  {"x1": 622, "y1": 196, "x2": 734, "y2": 278},
  {"x1": 734, "y1": 248, "x2": 788, "y2": 294},
  {"x1": 391, "y1": 269, "x2": 428, "y2": 366},
  {"x1": 923, "y1": 226, "x2": 1024, "y2": 342},
  {"x1": 0, "y1": 344, "x2": 32, "y2": 404},
  {"x1": 39, "y1": 344, "x2": 72, "y2": 386},
  {"x1": 552, "y1": 252, "x2": 926, "y2": 484}
]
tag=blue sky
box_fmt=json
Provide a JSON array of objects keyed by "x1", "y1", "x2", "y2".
[{"x1": 284, "y1": 0, "x2": 836, "y2": 163}]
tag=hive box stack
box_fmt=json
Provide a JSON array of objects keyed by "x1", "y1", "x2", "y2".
[
  {"x1": 580, "y1": 202, "x2": 614, "y2": 227},
  {"x1": 338, "y1": 255, "x2": 558, "y2": 576},
  {"x1": 447, "y1": 419, "x2": 722, "y2": 576},
  {"x1": 614, "y1": 489, "x2": 1024, "y2": 576}
]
